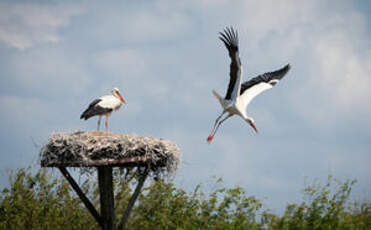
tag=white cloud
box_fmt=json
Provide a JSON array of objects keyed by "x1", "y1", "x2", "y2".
[
  {"x1": 220, "y1": 0, "x2": 371, "y2": 124},
  {"x1": 93, "y1": 48, "x2": 170, "y2": 98},
  {"x1": 1, "y1": 0, "x2": 371, "y2": 214},
  {"x1": 84, "y1": 1, "x2": 195, "y2": 45},
  {"x1": 314, "y1": 34, "x2": 371, "y2": 108},
  {"x1": 7, "y1": 47, "x2": 91, "y2": 98},
  {"x1": 93, "y1": 49, "x2": 149, "y2": 78},
  {"x1": 0, "y1": 95, "x2": 50, "y2": 134},
  {"x1": 0, "y1": 2, "x2": 82, "y2": 50},
  {"x1": 122, "y1": 10, "x2": 192, "y2": 42}
]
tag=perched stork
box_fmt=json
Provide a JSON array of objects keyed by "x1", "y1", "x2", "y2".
[
  {"x1": 80, "y1": 87, "x2": 126, "y2": 131},
  {"x1": 207, "y1": 27, "x2": 290, "y2": 143}
]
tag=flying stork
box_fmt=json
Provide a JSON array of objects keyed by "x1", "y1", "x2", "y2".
[
  {"x1": 80, "y1": 87, "x2": 126, "y2": 131},
  {"x1": 207, "y1": 27, "x2": 291, "y2": 143}
]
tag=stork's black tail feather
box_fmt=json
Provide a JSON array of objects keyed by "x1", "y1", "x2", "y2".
[{"x1": 80, "y1": 110, "x2": 90, "y2": 120}]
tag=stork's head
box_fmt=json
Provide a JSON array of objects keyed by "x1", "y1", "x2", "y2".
[
  {"x1": 112, "y1": 87, "x2": 126, "y2": 104},
  {"x1": 247, "y1": 117, "x2": 258, "y2": 133}
]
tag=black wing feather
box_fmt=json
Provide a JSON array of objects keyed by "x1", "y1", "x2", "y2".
[
  {"x1": 240, "y1": 64, "x2": 291, "y2": 95},
  {"x1": 219, "y1": 27, "x2": 242, "y2": 100},
  {"x1": 80, "y1": 99, "x2": 113, "y2": 120}
]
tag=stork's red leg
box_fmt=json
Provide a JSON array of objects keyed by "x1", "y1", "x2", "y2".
[
  {"x1": 207, "y1": 114, "x2": 232, "y2": 143},
  {"x1": 214, "y1": 114, "x2": 232, "y2": 135},
  {"x1": 105, "y1": 115, "x2": 109, "y2": 132},
  {"x1": 207, "y1": 111, "x2": 225, "y2": 143}
]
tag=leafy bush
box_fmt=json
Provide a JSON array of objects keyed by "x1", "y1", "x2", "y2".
[
  {"x1": 0, "y1": 168, "x2": 370, "y2": 230},
  {"x1": 267, "y1": 176, "x2": 371, "y2": 230},
  {"x1": 0, "y1": 168, "x2": 98, "y2": 230}
]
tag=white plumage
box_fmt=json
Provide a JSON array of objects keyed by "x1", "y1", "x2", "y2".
[
  {"x1": 96, "y1": 94, "x2": 123, "y2": 111},
  {"x1": 207, "y1": 27, "x2": 290, "y2": 143},
  {"x1": 80, "y1": 87, "x2": 126, "y2": 131}
]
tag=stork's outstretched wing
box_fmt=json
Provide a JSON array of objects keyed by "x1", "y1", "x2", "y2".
[
  {"x1": 240, "y1": 64, "x2": 291, "y2": 108},
  {"x1": 219, "y1": 27, "x2": 242, "y2": 101}
]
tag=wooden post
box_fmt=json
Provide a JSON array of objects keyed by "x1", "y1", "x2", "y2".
[
  {"x1": 118, "y1": 168, "x2": 149, "y2": 230},
  {"x1": 98, "y1": 167, "x2": 115, "y2": 230},
  {"x1": 58, "y1": 166, "x2": 150, "y2": 230},
  {"x1": 58, "y1": 167, "x2": 103, "y2": 228}
]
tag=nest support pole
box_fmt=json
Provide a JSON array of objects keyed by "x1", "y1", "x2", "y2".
[
  {"x1": 58, "y1": 167, "x2": 103, "y2": 228},
  {"x1": 58, "y1": 166, "x2": 149, "y2": 230},
  {"x1": 118, "y1": 168, "x2": 149, "y2": 230},
  {"x1": 98, "y1": 167, "x2": 115, "y2": 230},
  {"x1": 41, "y1": 132, "x2": 181, "y2": 230}
]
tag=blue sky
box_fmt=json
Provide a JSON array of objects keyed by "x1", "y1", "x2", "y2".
[{"x1": 0, "y1": 0, "x2": 370, "y2": 213}]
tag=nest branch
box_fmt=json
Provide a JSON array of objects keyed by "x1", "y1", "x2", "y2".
[{"x1": 40, "y1": 131, "x2": 180, "y2": 176}]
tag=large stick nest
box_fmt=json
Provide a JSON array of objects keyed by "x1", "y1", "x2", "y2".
[{"x1": 40, "y1": 131, "x2": 180, "y2": 175}]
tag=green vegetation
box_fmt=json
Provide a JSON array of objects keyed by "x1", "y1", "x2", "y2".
[{"x1": 0, "y1": 168, "x2": 370, "y2": 230}]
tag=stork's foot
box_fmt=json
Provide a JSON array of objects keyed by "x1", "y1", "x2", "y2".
[{"x1": 207, "y1": 135, "x2": 213, "y2": 143}]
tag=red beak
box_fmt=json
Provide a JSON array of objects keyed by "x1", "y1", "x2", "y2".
[
  {"x1": 250, "y1": 122, "x2": 258, "y2": 133},
  {"x1": 118, "y1": 92, "x2": 126, "y2": 104}
]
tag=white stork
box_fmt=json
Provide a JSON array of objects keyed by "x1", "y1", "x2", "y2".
[
  {"x1": 80, "y1": 87, "x2": 126, "y2": 131},
  {"x1": 207, "y1": 27, "x2": 291, "y2": 143}
]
